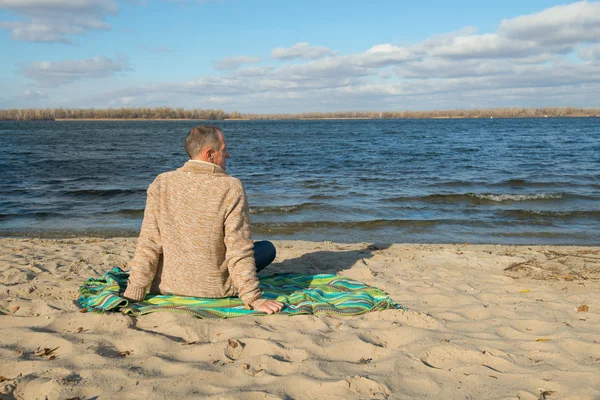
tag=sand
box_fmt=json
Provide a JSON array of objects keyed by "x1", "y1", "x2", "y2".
[{"x1": 0, "y1": 238, "x2": 599, "y2": 400}]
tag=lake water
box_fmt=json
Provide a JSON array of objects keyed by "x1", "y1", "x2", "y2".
[{"x1": 0, "y1": 118, "x2": 599, "y2": 244}]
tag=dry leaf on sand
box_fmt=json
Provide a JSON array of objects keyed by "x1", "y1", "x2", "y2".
[{"x1": 577, "y1": 305, "x2": 589, "y2": 313}]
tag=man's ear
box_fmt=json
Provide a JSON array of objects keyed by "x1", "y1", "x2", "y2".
[{"x1": 202, "y1": 146, "x2": 213, "y2": 161}]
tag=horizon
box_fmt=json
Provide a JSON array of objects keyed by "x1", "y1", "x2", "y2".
[{"x1": 1, "y1": 1, "x2": 599, "y2": 112}]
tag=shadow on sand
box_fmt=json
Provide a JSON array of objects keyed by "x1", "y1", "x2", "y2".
[{"x1": 263, "y1": 243, "x2": 391, "y2": 276}]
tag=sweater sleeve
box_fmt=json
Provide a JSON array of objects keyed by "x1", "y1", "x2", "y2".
[
  {"x1": 123, "y1": 180, "x2": 163, "y2": 301},
  {"x1": 224, "y1": 183, "x2": 263, "y2": 309}
]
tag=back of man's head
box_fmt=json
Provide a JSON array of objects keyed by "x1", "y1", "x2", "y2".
[{"x1": 184, "y1": 125, "x2": 222, "y2": 159}]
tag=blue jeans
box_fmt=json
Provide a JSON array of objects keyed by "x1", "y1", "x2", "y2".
[{"x1": 253, "y1": 240, "x2": 276, "y2": 273}]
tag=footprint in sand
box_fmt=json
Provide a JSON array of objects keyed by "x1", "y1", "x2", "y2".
[
  {"x1": 1, "y1": 268, "x2": 36, "y2": 285},
  {"x1": 233, "y1": 338, "x2": 309, "y2": 363},
  {"x1": 420, "y1": 345, "x2": 514, "y2": 374},
  {"x1": 346, "y1": 376, "x2": 391, "y2": 399}
]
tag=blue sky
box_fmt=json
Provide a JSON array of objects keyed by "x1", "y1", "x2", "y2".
[{"x1": 1, "y1": 0, "x2": 599, "y2": 112}]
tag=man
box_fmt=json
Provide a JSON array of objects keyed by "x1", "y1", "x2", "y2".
[{"x1": 123, "y1": 125, "x2": 284, "y2": 314}]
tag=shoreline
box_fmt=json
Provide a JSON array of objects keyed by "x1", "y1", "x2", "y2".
[
  {"x1": 1, "y1": 234, "x2": 598, "y2": 246},
  {"x1": 1, "y1": 238, "x2": 598, "y2": 398}
]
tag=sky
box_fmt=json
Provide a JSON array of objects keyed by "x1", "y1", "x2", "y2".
[{"x1": 0, "y1": 0, "x2": 599, "y2": 113}]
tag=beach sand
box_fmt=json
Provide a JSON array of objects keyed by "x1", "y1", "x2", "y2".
[{"x1": 0, "y1": 238, "x2": 599, "y2": 399}]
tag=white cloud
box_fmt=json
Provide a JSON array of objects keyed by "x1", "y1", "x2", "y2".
[
  {"x1": 89, "y1": 47, "x2": 600, "y2": 111},
  {"x1": 499, "y1": 1, "x2": 600, "y2": 46},
  {"x1": 20, "y1": 89, "x2": 48, "y2": 100},
  {"x1": 260, "y1": 43, "x2": 413, "y2": 81},
  {"x1": 214, "y1": 55, "x2": 261, "y2": 70},
  {"x1": 397, "y1": 58, "x2": 510, "y2": 79},
  {"x1": 120, "y1": 96, "x2": 134, "y2": 104},
  {"x1": 412, "y1": 2, "x2": 600, "y2": 60},
  {"x1": 233, "y1": 66, "x2": 275, "y2": 77},
  {"x1": 0, "y1": 0, "x2": 122, "y2": 43},
  {"x1": 277, "y1": 57, "x2": 372, "y2": 79},
  {"x1": 356, "y1": 44, "x2": 415, "y2": 66},
  {"x1": 20, "y1": 55, "x2": 131, "y2": 86},
  {"x1": 271, "y1": 42, "x2": 335, "y2": 60},
  {"x1": 425, "y1": 33, "x2": 544, "y2": 59}
]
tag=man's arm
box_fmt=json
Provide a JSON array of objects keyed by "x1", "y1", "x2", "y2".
[
  {"x1": 123, "y1": 181, "x2": 163, "y2": 301},
  {"x1": 223, "y1": 183, "x2": 268, "y2": 310}
]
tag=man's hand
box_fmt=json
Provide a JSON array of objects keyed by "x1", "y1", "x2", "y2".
[{"x1": 256, "y1": 300, "x2": 284, "y2": 314}]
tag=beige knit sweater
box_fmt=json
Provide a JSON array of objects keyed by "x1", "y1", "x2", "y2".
[{"x1": 123, "y1": 160, "x2": 265, "y2": 309}]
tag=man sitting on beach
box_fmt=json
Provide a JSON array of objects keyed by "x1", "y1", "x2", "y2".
[{"x1": 123, "y1": 125, "x2": 284, "y2": 314}]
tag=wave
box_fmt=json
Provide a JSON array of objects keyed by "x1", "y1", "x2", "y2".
[
  {"x1": 309, "y1": 194, "x2": 339, "y2": 200},
  {"x1": 492, "y1": 179, "x2": 581, "y2": 188},
  {"x1": 383, "y1": 193, "x2": 567, "y2": 204},
  {"x1": 426, "y1": 181, "x2": 483, "y2": 188},
  {"x1": 252, "y1": 219, "x2": 449, "y2": 234},
  {"x1": 1, "y1": 188, "x2": 30, "y2": 194},
  {"x1": 427, "y1": 179, "x2": 584, "y2": 189},
  {"x1": 0, "y1": 212, "x2": 64, "y2": 221},
  {"x1": 66, "y1": 188, "x2": 147, "y2": 198},
  {"x1": 500, "y1": 210, "x2": 600, "y2": 219},
  {"x1": 101, "y1": 209, "x2": 145, "y2": 217},
  {"x1": 0, "y1": 228, "x2": 140, "y2": 239},
  {"x1": 249, "y1": 203, "x2": 317, "y2": 214},
  {"x1": 301, "y1": 179, "x2": 338, "y2": 189},
  {"x1": 42, "y1": 176, "x2": 99, "y2": 184},
  {"x1": 1, "y1": 209, "x2": 146, "y2": 221},
  {"x1": 499, "y1": 179, "x2": 529, "y2": 186},
  {"x1": 470, "y1": 193, "x2": 563, "y2": 202}
]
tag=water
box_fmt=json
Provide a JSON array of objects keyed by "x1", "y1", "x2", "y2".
[{"x1": 0, "y1": 118, "x2": 598, "y2": 244}]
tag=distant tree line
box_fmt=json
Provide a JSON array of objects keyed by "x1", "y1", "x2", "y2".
[
  {"x1": 0, "y1": 107, "x2": 228, "y2": 121},
  {"x1": 0, "y1": 106, "x2": 598, "y2": 121}
]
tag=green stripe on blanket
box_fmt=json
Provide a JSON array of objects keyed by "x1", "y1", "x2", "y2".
[{"x1": 78, "y1": 267, "x2": 405, "y2": 318}]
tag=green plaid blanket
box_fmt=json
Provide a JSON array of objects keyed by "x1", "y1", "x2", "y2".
[{"x1": 78, "y1": 267, "x2": 404, "y2": 318}]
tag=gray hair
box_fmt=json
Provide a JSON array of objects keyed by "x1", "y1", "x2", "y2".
[{"x1": 184, "y1": 125, "x2": 222, "y2": 159}]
